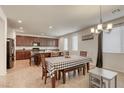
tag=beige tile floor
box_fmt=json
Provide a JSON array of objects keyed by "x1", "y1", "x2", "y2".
[{"x1": 0, "y1": 59, "x2": 124, "y2": 88}]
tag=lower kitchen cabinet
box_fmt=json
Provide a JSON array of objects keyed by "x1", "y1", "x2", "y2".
[{"x1": 16, "y1": 50, "x2": 31, "y2": 60}]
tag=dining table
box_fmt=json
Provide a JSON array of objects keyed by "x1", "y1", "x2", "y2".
[{"x1": 46, "y1": 55, "x2": 92, "y2": 88}]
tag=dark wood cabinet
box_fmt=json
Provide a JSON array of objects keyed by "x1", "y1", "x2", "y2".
[
  {"x1": 16, "y1": 50, "x2": 31, "y2": 60},
  {"x1": 16, "y1": 35, "x2": 58, "y2": 47},
  {"x1": 55, "y1": 39, "x2": 58, "y2": 47},
  {"x1": 16, "y1": 36, "x2": 24, "y2": 46}
]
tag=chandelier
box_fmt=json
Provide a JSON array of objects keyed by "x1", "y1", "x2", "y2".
[{"x1": 91, "y1": 5, "x2": 113, "y2": 34}]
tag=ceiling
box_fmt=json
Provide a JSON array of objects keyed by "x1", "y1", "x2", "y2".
[{"x1": 1, "y1": 5, "x2": 124, "y2": 37}]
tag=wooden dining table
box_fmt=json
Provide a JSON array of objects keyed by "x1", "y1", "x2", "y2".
[{"x1": 46, "y1": 55, "x2": 92, "y2": 88}]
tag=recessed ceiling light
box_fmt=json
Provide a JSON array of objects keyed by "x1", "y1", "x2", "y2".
[
  {"x1": 19, "y1": 30, "x2": 24, "y2": 33},
  {"x1": 18, "y1": 20, "x2": 22, "y2": 23},
  {"x1": 12, "y1": 29, "x2": 15, "y2": 32},
  {"x1": 19, "y1": 27, "x2": 23, "y2": 30},
  {"x1": 41, "y1": 33, "x2": 45, "y2": 35},
  {"x1": 16, "y1": 30, "x2": 24, "y2": 33},
  {"x1": 49, "y1": 26, "x2": 53, "y2": 29}
]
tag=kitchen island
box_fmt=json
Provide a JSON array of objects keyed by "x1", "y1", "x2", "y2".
[{"x1": 29, "y1": 51, "x2": 63, "y2": 66}]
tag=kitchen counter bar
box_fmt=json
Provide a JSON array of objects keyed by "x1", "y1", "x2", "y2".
[{"x1": 16, "y1": 49, "x2": 63, "y2": 60}]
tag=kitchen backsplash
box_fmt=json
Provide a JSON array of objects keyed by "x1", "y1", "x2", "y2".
[{"x1": 16, "y1": 46, "x2": 58, "y2": 50}]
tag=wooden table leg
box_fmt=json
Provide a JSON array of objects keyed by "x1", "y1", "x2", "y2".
[
  {"x1": 58, "y1": 71, "x2": 61, "y2": 80},
  {"x1": 78, "y1": 69, "x2": 80, "y2": 75},
  {"x1": 115, "y1": 76, "x2": 117, "y2": 88},
  {"x1": 62, "y1": 70, "x2": 66, "y2": 84},
  {"x1": 29, "y1": 58, "x2": 31, "y2": 66},
  {"x1": 87, "y1": 63, "x2": 90, "y2": 72},
  {"x1": 73, "y1": 70, "x2": 76, "y2": 76},
  {"x1": 51, "y1": 75, "x2": 56, "y2": 88},
  {"x1": 83, "y1": 65, "x2": 86, "y2": 75},
  {"x1": 55, "y1": 71, "x2": 57, "y2": 80}
]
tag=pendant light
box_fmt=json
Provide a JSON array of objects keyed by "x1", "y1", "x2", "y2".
[{"x1": 91, "y1": 5, "x2": 113, "y2": 34}]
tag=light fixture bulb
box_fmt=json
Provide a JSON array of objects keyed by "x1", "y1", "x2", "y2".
[
  {"x1": 91, "y1": 28, "x2": 95, "y2": 33},
  {"x1": 18, "y1": 20, "x2": 22, "y2": 23},
  {"x1": 97, "y1": 24, "x2": 103, "y2": 31},
  {"x1": 19, "y1": 27, "x2": 23, "y2": 30},
  {"x1": 95, "y1": 29, "x2": 100, "y2": 34},
  {"x1": 16, "y1": 29, "x2": 24, "y2": 33},
  {"x1": 107, "y1": 23, "x2": 113, "y2": 30},
  {"x1": 49, "y1": 26, "x2": 53, "y2": 29}
]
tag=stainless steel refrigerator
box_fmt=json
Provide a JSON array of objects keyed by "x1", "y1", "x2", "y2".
[{"x1": 7, "y1": 38, "x2": 14, "y2": 69}]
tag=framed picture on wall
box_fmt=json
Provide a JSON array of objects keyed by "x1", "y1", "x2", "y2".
[{"x1": 82, "y1": 33, "x2": 94, "y2": 41}]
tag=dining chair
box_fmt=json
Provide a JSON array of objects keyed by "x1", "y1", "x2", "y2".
[
  {"x1": 80, "y1": 51, "x2": 87, "y2": 57},
  {"x1": 41, "y1": 54, "x2": 57, "y2": 84},
  {"x1": 29, "y1": 53, "x2": 41, "y2": 66},
  {"x1": 35, "y1": 54, "x2": 42, "y2": 66},
  {"x1": 51, "y1": 52, "x2": 59, "y2": 57},
  {"x1": 80, "y1": 51, "x2": 89, "y2": 72},
  {"x1": 40, "y1": 54, "x2": 49, "y2": 84},
  {"x1": 64, "y1": 51, "x2": 69, "y2": 56}
]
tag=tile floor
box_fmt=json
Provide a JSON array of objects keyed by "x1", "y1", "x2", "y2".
[{"x1": 0, "y1": 60, "x2": 124, "y2": 88}]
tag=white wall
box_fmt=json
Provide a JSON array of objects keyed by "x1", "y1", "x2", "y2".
[
  {"x1": 59, "y1": 29, "x2": 98, "y2": 66},
  {"x1": 0, "y1": 7, "x2": 7, "y2": 76},
  {"x1": 78, "y1": 29, "x2": 98, "y2": 64},
  {"x1": 7, "y1": 27, "x2": 16, "y2": 39},
  {"x1": 59, "y1": 17, "x2": 124, "y2": 73}
]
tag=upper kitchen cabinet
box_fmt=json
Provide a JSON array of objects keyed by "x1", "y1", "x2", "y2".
[
  {"x1": 40, "y1": 38, "x2": 47, "y2": 46},
  {"x1": 16, "y1": 35, "x2": 58, "y2": 47},
  {"x1": 46, "y1": 38, "x2": 52, "y2": 46},
  {"x1": 16, "y1": 36, "x2": 33, "y2": 46},
  {"x1": 23, "y1": 36, "x2": 31, "y2": 46},
  {"x1": 55, "y1": 39, "x2": 58, "y2": 47},
  {"x1": 45, "y1": 38, "x2": 58, "y2": 47},
  {"x1": 16, "y1": 36, "x2": 25, "y2": 46}
]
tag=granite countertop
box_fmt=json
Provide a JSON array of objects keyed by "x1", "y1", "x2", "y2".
[
  {"x1": 16, "y1": 49, "x2": 62, "y2": 53},
  {"x1": 16, "y1": 49, "x2": 59, "y2": 51}
]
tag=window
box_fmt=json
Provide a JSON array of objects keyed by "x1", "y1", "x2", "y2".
[
  {"x1": 103, "y1": 25, "x2": 124, "y2": 53},
  {"x1": 64, "y1": 38, "x2": 68, "y2": 50},
  {"x1": 72, "y1": 35, "x2": 78, "y2": 51}
]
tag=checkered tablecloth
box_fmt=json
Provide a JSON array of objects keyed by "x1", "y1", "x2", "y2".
[{"x1": 46, "y1": 55, "x2": 92, "y2": 77}]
